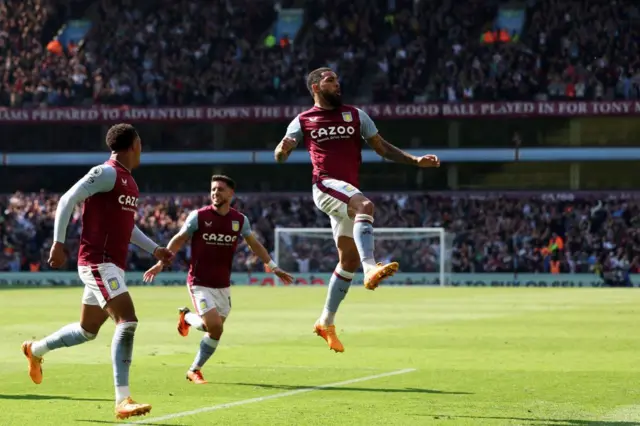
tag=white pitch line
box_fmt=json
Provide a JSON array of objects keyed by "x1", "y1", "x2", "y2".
[{"x1": 124, "y1": 368, "x2": 417, "y2": 425}]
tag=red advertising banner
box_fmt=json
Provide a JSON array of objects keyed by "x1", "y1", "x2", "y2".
[{"x1": 1, "y1": 100, "x2": 638, "y2": 123}]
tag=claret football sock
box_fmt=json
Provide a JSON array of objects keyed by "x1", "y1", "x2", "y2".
[{"x1": 354, "y1": 214, "x2": 376, "y2": 272}]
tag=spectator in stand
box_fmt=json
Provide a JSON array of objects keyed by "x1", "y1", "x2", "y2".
[{"x1": 1, "y1": 191, "x2": 639, "y2": 282}]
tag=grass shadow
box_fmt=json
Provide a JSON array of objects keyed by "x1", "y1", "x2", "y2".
[
  {"x1": 0, "y1": 393, "x2": 111, "y2": 402},
  {"x1": 219, "y1": 382, "x2": 472, "y2": 395},
  {"x1": 425, "y1": 414, "x2": 640, "y2": 426}
]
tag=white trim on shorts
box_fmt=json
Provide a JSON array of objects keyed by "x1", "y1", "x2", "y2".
[
  {"x1": 78, "y1": 263, "x2": 128, "y2": 308},
  {"x1": 312, "y1": 178, "x2": 362, "y2": 243},
  {"x1": 188, "y1": 285, "x2": 232, "y2": 318}
]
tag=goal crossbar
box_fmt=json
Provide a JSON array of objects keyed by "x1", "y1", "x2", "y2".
[{"x1": 274, "y1": 227, "x2": 449, "y2": 286}]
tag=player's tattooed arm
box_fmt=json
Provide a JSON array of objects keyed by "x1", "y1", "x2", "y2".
[
  {"x1": 366, "y1": 134, "x2": 419, "y2": 165},
  {"x1": 274, "y1": 137, "x2": 297, "y2": 163},
  {"x1": 366, "y1": 134, "x2": 441, "y2": 168}
]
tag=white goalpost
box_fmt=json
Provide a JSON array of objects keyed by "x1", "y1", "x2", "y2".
[{"x1": 274, "y1": 227, "x2": 453, "y2": 286}]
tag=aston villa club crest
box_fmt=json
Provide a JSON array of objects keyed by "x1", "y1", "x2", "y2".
[
  {"x1": 342, "y1": 111, "x2": 353, "y2": 122},
  {"x1": 231, "y1": 221, "x2": 240, "y2": 232}
]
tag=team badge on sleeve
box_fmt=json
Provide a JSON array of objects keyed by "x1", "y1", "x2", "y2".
[
  {"x1": 231, "y1": 221, "x2": 240, "y2": 232},
  {"x1": 342, "y1": 112, "x2": 353, "y2": 122},
  {"x1": 89, "y1": 166, "x2": 103, "y2": 177}
]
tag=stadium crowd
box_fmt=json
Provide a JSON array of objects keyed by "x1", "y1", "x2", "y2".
[
  {"x1": 1, "y1": 191, "x2": 638, "y2": 282},
  {"x1": 3, "y1": 0, "x2": 640, "y2": 107}
]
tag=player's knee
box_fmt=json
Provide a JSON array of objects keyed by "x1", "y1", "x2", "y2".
[
  {"x1": 207, "y1": 322, "x2": 223, "y2": 340},
  {"x1": 356, "y1": 198, "x2": 374, "y2": 216},
  {"x1": 339, "y1": 256, "x2": 360, "y2": 273},
  {"x1": 113, "y1": 314, "x2": 138, "y2": 324},
  {"x1": 202, "y1": 313, "x2": 223, "y2": 339},
  {"x1": 80, "y1": 326, "x2": 97, "y2": 341}
]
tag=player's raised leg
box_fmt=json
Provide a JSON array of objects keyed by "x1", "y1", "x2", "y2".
[
  {"x1": 177, "y1": 306, "x2": 208, "y2": 336},
  {"x1": 315, "y1": 235, "x2": 360, "y2": 352},
  {"x1": 347, "y1": 193, "x2": 399, "y2": 290},
  {"x1": 185, "y1": 286, "x2": 228, "y2": 384},
  {"x1": 22, "y1": 301, "x2": 105, "y2": 384}
]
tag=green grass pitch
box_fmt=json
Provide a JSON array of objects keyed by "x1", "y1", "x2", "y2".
[{"x1": 1, "y1": 286, "x2": 639, "y2": 425}]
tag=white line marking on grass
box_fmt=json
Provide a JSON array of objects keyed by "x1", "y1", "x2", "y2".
[
  {"x1": 124, "y1": 368, "x2": 417, "y2": 425},
  {"x1": 600, "y1": 405, "x2": 640, "y2": 422}
]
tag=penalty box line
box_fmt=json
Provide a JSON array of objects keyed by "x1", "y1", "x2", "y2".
[{"x1": 125, "y1": 368, "x2": 417, "y2": 425}]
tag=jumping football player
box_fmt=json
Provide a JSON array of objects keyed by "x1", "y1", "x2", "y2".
[
  {"x1": 21, "y1": 124, "x2": 174, "y2": 419},
  {"x1": 143, "y1": 174, "x2": 294, "y2": 384},
  {"x1": 274, "y1": 67, "x2": 440, "y2": 352}
]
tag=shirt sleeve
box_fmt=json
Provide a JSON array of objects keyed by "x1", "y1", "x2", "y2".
[
  {"x1": 130, "y1": 226, "x2": 159, "y2": 254},
  {"x1": 240, "y1": 214, "x2": 252, "y2": 238},
  {"x1": 284, "y1": 115, "x2": 303, "y2": 145},
  {"x1": 179, "y1": 210, "x2": 199, "y2": 236},
  {"x1": 53, "y1": 165, "x2": 117, "y2": 244},
  {"x1": 357, "y1": 108, "x2": 378, "y2": 139}
]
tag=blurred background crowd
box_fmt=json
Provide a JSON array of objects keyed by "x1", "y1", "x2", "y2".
[
  {"x1": 3, "y1": 0, "x2": 640, "y2": 108},
  {"x1": 1, "y1": 0, "x2": 638, "y2": 285},
  {"x1": 2, "y1": 191, "x2": 638, "y2": 282}
]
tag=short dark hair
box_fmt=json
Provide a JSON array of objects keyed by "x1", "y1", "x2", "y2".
[
  {"x1": 306, "y1": 67, "x2": 333, "y2": 96},
  {"x1": 106, "y1": 123, "x2": 139, "y2": 152},
  {"x1": 211, "y1": 174, "x2": 236, "y2": 190}
]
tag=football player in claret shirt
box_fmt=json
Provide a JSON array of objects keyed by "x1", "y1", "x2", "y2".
[
  {"x1": 274, "y1": 67, "x2": 440, "y2": 352},
  {"x1": 143, "y1": 174, "x2": 294, "y2": 384},
  {"x1": 21, "y1": 124, "x2": 174, "y2": 420}
]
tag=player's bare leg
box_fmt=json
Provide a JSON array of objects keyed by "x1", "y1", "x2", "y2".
[
  {"x1": 186, "y1": 309, "x2": 224, "y2": 384},
  {"x1": 105, "y1": 292, "x2": 151, "y2": 420},
  {"x1": 22, "y1": 304, "x2": 106, "y2": 384},
  {"x1": 347, "y1": 194, "x2": 399, "y2": 290},
  {"x1": 315, "y1": 236, "x2": 359, "y2": 352}
]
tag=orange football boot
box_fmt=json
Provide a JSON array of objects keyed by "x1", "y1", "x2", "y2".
[
  {"x1": 314, "y1": 323, "x2": 344, "y2": 353},
  {"x1": 115, "y1": 397, "x2": 152, "y2": 420},
  {"x1": 363, "y1": 262, "x2": 399, "y2": 290},
  {"x1": 21, "y1": 341, "x2": 43, "y2": 384},
  {"x1": 177, "y1": 307, "x2": 190, "y2": 337},
  {"x1": 186, "y1": 369, "x2": 208, "y2": 384}
]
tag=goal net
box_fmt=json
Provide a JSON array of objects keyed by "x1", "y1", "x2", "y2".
[{"x1": 273, "y1": 227, "x2": 454, "y2": 286}]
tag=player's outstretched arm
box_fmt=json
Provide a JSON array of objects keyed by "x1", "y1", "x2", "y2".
[
  {"x1": 143, "y1": 211, "x2": 196, "y2": 282},
  {"x1": 366, "y1": 134, "x2": 440, "y2": 168},
  {"x1": 244, "y1": 233, "x2": 294, "y2": 284},
  {"x1": 274, "y1": 115, "x2": 302, "y2": 163},
  {"x1": 49, "y1": 165, "x2": 117, "y2": 268},
  {"x1": 130, "y1": 226, "x2": 174, "y2": 263}
]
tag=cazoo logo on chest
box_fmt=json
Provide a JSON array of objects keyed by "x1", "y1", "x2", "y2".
[
  {"x1": 310, "y1": 126, "x2": 356, "y2": 139},
  {"x1": 118, "y1": 195, "x2": 139, "y2": 207},
  {"x1": 203, "y1": 233, "x2": 238, "y2": 243}
]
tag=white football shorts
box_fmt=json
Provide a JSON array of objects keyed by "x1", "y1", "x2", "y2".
[
  {"x1": 312, "y1": 178, "x2": 362, "y2": 243},
  {"x1": 188, "y1": 285, "x2": 232, "y2": 318},
  {"x1": 78, "y1": 263, "x2": 128, "y2": 308}
]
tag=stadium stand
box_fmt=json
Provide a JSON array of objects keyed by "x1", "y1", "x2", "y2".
[
  {"x1": 1, "y1": 192, "x2": 638, "y2": 282},
  {"x1": 372, "y1": 0, "x2": 640, "y2": 102},
  {"x1": 4, "y1": 0, "x2": 637, "y2": 106}
]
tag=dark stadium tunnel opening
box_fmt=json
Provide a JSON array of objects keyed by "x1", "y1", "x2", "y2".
[{"x1": 215, "y1": 382, "x2": 473, "y2": 395}]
